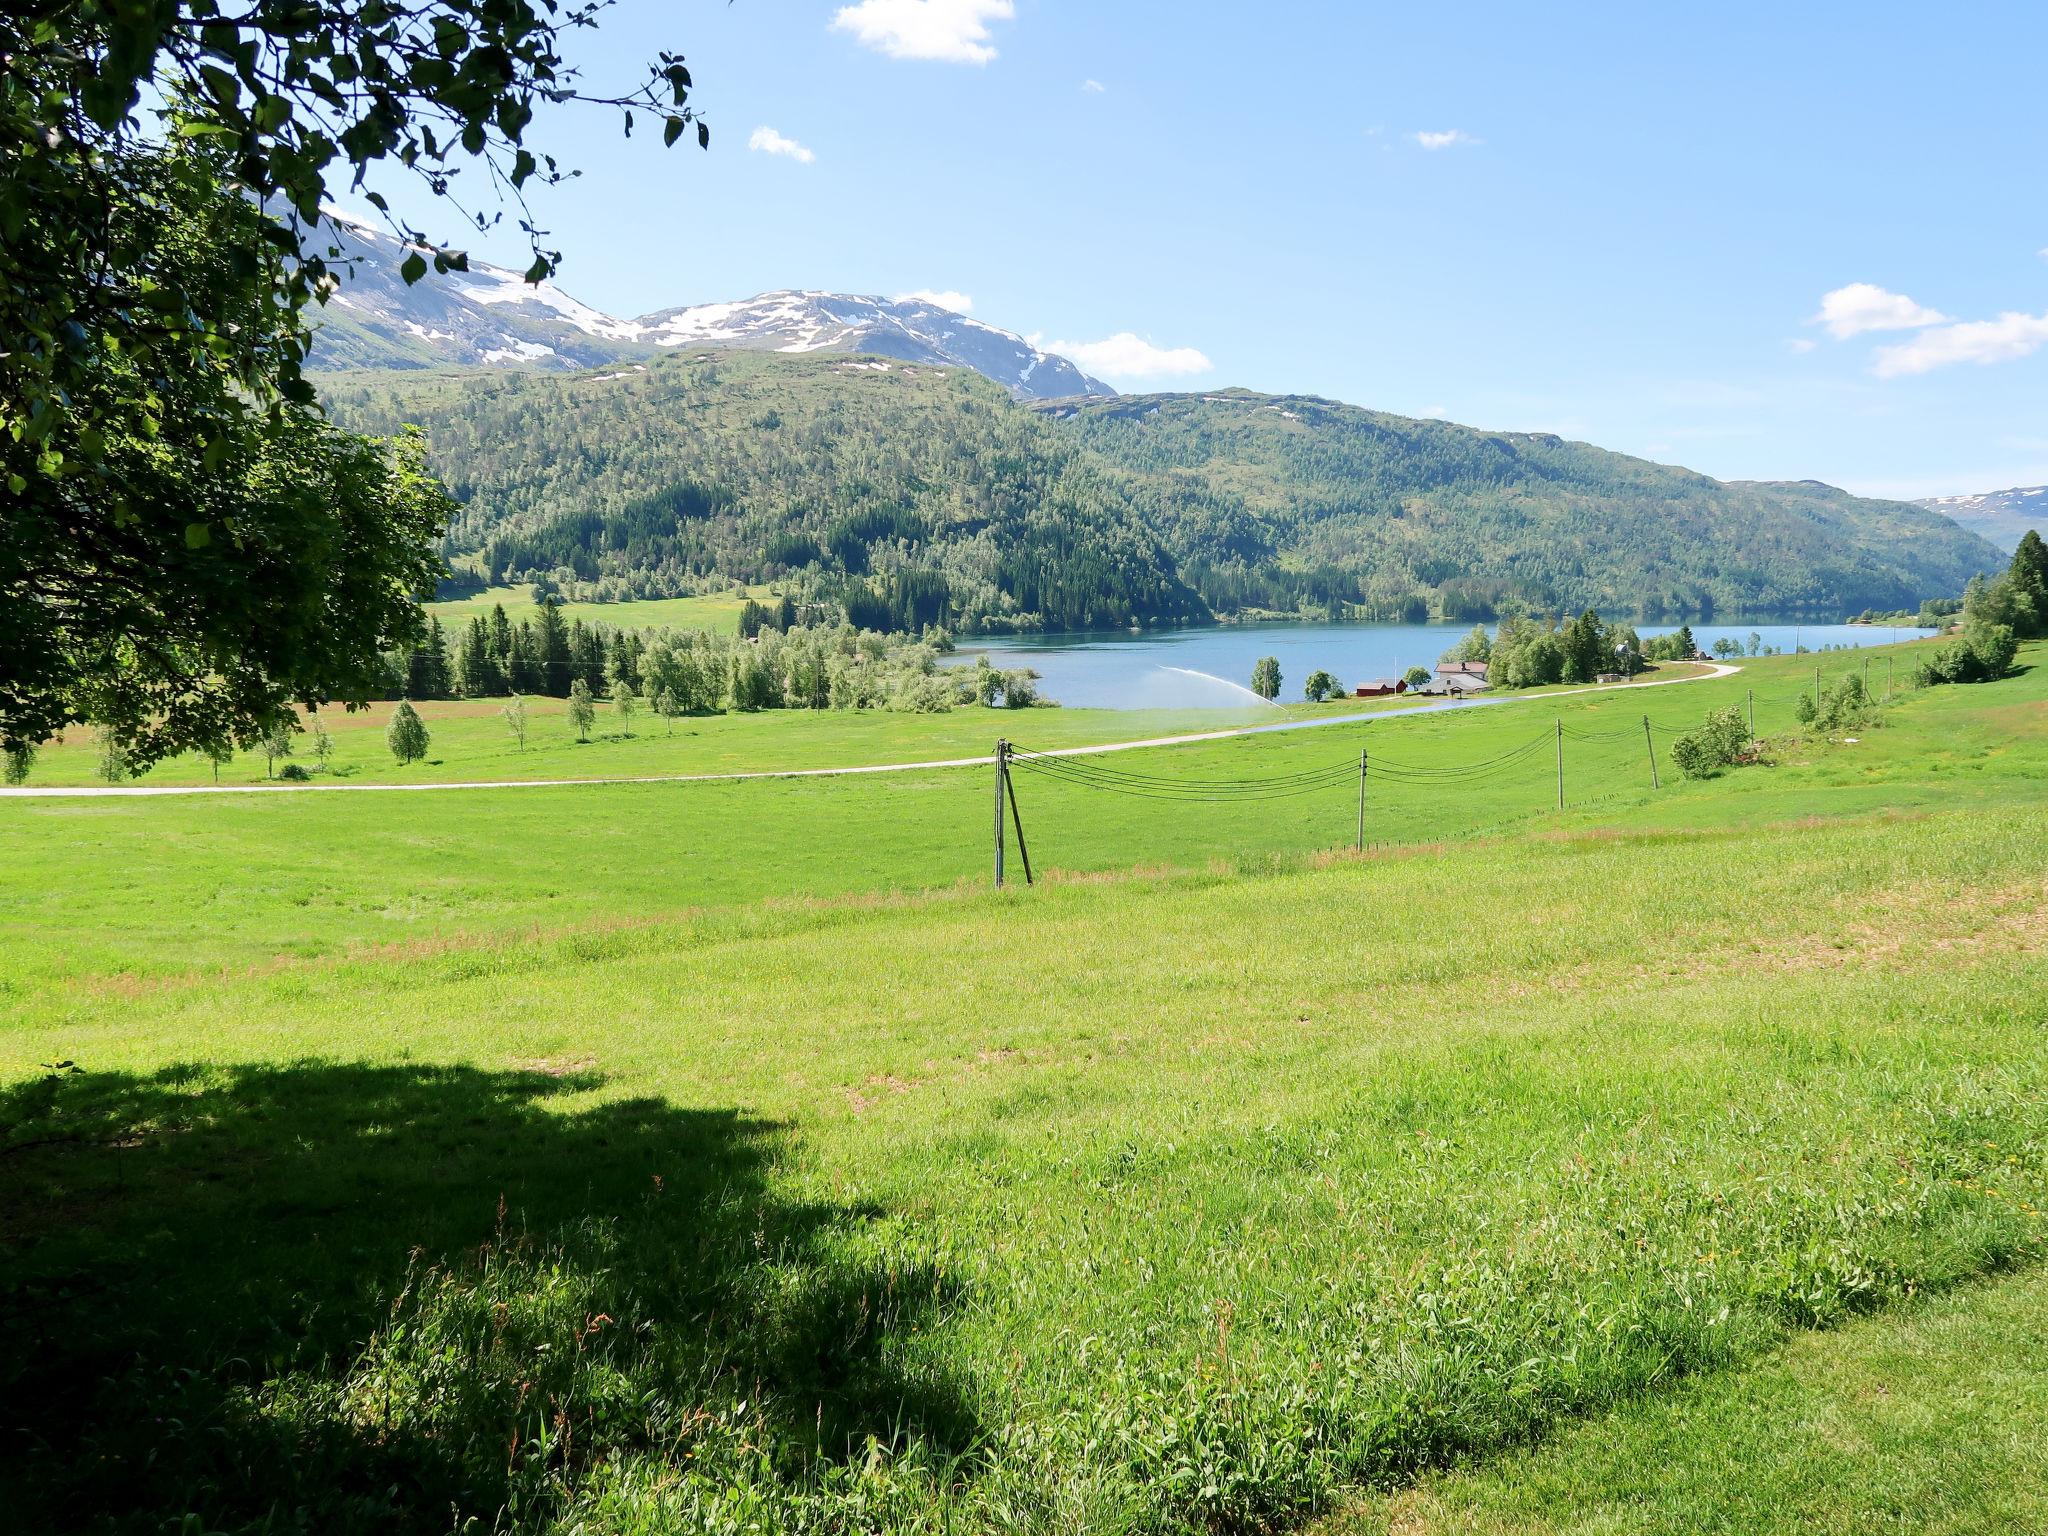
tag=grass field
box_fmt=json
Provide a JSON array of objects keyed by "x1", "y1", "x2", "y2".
[
  {"x1": 424, "y1": 582, "x2": 776, "y2": 633},
  {"x1": 1325, "y1": 1267, "x2": 2048, "y2": 1533},
  {"x1": 2, "y1": 642, "x2": 2043, "y2": 1533}
]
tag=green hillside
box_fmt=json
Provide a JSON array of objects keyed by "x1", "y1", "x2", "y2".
[
  {"x1": 1040, "y1": 389, "x2": 2002, "y2": 622},
  {"x1": 322, "y1": 354, "x2": 1207, "y2": 633},
  {"x1": 323, "y1": 354, "x2": 2002, "y2": 633}
]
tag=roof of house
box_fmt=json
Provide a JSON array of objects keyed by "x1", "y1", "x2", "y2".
[
  {"x1": 1442, "y1": 672, "x2": 1489, "y2": 692},
  {"x1": 1438, "y1": 660, "x2": 1489, "y2": 676}
]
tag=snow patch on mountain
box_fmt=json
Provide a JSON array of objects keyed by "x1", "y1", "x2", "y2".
[
  {"x1": 303, "y1": 218, "x2": 1113, "y2": 398},
  {"x1": 1915, "y1": 486, "x2": 2048, "y2": 554}
]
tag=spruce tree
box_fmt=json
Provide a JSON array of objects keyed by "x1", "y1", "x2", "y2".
[{"x1": 536, "y1": 599, "x2": 573, "y2": 696}]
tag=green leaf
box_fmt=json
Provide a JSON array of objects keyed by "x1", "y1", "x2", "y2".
[
  {"x1": 400, "y1": 251, "x2": 427, "y2": 285},
  {"x1": 185, "y1": 522, "x2": 212, "y2": 551}
]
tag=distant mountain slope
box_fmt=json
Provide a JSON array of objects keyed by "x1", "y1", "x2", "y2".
[
  {"x1": 635, "y1": 291, "x2": 1112, "y2": 398},
  {"x1": 1037, "y1": 390, "x2": 2003, "y2": 621},
  {"x1": 307, "y1": 214, "x2": 653, "y2": 373},
  {"x1": 322, "y1": 352, "x2": 1203, "y2": 631},
  {"x1": 304, "y1": 215, "x2": 1107, "y2": 399},
  {"x1": 1914, "y1": 487, "x2": 2047, "y2": 554},
  {"x1": 323, "y1": 357, "x2": 2001, "y2": 632}
]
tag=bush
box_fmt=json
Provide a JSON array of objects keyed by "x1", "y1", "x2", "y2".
[
  {"x1": 1810, "y1": 673, "x2": 1876, "y2": 732},
  {"x1": 1670, "y1": 706, "x2": 1750, "y2": 779},
  {"x1": 278, "y1": 763, "x2": 311, "y2": 781},
  {"x1": 1915, "y1": 621, "x2": 2017, "y2": 687}
]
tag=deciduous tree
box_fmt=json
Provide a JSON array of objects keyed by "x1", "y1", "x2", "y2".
[
  {"x1": 386, "y1": 700, "x2": 430, "y2": 764},
  {"x1": 1250, "y1": 657, "x2": 1281, "y2": 700}
]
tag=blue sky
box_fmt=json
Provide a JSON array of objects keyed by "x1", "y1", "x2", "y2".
[{"x1": 360, "y1": 1, "x2": 2048, "y2": 500}]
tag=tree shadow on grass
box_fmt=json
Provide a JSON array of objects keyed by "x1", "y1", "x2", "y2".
[{"x1": 0, "y1": 1060, "x2": 973, "y2": 1532}]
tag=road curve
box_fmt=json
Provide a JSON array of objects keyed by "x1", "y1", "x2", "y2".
[{"x1": 0, "y1": 663, "x2": 1741, "y2": 799}]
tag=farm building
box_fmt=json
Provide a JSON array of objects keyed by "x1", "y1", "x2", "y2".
[{"x1": 1354, "y1": 678, "x2": 1407, "y2": 697}]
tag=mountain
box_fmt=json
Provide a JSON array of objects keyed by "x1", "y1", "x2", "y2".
[
  {"x1": 322, "y1": 355, "x2": 2004, "y2": 632},
  {"x1": 322, "y1": 351, "x2": 1202, "y2": 631},
  {"x1": 632, "y1": 291, "x2": 1112, "y2": 398},
  {"x1": 1913, "y1": 487, "x2": 2047, "y2": 554},
  {"x1": 304, "y1": 213, "x2": 1109, "y2": 400},
  {"x1": 1033, "y1": 390, "x2": 2001, "y2": 622}
]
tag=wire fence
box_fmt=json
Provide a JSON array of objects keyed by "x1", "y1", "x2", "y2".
[{"x1": 988, "y1": 669, "x2": 1887, "y2": 885}]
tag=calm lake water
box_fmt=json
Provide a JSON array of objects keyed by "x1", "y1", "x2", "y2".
[{"x1": 962, "y1": 621, "x2": 1935, "y2": 709}]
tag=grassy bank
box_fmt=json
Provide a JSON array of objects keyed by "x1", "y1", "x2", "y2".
[{"x1": 2, "y1": 643, "x2": 2043, "y2": 1532}]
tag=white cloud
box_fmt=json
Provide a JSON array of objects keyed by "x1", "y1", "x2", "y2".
[
  {"x1": 1039, "y1": 332, "x2": 1213, "y2": 382},
  {"x1": 1811, "y1": 282, "x2": 1948, "y2": 339},
  {"x1": 895, "y1": 288, "x2": 974, "y2": 313},
  {"x1": 1871, "y1": 311, "x2": 2048, "y2": 378},
  {"x1": 831, "y1": 0, "x2": 1014, "y2": 64},
  {"x1": 1082, "y1": 78, "x2": 1106, "y2": 93},
  {"x1": 747, "y1": 126, "x2": 815, "y2": 163},
  {"x1": 1411, "y1": 128, "x2": 1479, "y2": 150}
]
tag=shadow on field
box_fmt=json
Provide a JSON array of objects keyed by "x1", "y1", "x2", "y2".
[{"x1": 0, "y1": 1060, "x2": 972, "y2": 1532}]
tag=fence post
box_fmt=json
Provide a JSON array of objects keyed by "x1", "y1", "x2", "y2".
[
  {"x1": 1644, "y1": 714, "x2": 1660, "y2": 790},
  {"x1": 993, "y1": 739, "x2": 1008, "y2": 889}
]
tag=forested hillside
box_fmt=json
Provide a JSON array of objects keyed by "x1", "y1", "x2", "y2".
[
  {"x1": 1041, "y1": 390, "x2": 2002, "y2": 622},
  {"x1": 325, "y1": 355, "x2": 2002, "y2": 633},
  {"x1": 324, "y1": 354, "x2": 1207, "y2": 632}
]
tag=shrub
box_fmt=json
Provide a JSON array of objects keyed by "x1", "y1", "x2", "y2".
[
  {"x1": 278, "y1": 763, "x2": 311, "y2": 781},
  {"x1": 1670, "y1": 706, "x2": 1750, "y2": 779},
  {"x1": 1915, "y1": 621, "x2": 2017, "y2": 687},
  {"x1": 1810, "y1": 673, "x2": 1876, "y2": 732},
  {"x1": 3, "y1": 744, "x2": 34, "y2": 786},
  {"x1": 1001, "y1": 669, "x2": 1039, "y2": 708},
  {"x1": 1304, "y1": 669, "x2": 1339, "y2": 703}
]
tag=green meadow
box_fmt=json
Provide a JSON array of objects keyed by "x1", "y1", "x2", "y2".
[
  {"x1": 2, "y1": 642, "x2": 2044, "y2": 1533},
  {"x1": 423, "y1": 582, "x2": 776, "y2": 634}
]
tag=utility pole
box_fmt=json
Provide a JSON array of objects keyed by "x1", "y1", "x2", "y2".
[
  {"x1": 1643, "y1": 714, "x2": 1660, "y2": 790},
  {"x1": 1005, "y1": 750, "x2": 1034, "y2": 886},
  {"x1": 1747, "y1": 687, "x2": 1756, "y2": 744},
  {"x1": 1863, "y1": 656, "x2": 1869, "y2": 694},
  {"x1": 1555, "y1": 718, "x2": 1564, "y2": 811},
  {"x1": 1813, "y1": 665, "x2": 1821, "y2": 709},
  {"x1": 1886, "y1": 654, "x2": 1893, "y2": 701},
  {"x1": 993, "y1": 739, "x2": 1008, "y2": 889},
  {"x1": 1356, "y1": 748, "x2": 1368, "y2": 853}
]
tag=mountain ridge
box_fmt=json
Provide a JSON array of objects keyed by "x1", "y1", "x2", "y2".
[
  {"x1": 305, "y1": 213, "x2": 1111, "y2": 400},
  {"x1": 1914, "y1": 486, "x2": 2046, "y2": 554}
]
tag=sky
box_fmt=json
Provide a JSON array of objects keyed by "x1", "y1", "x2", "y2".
[{"x1": 356, "y1": 0, "x2": 2048, "y2": 501}]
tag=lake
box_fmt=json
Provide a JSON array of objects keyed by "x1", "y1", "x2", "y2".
[{"x1": 960, "y1": 620, "x2": 1934, "y2": 709}]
